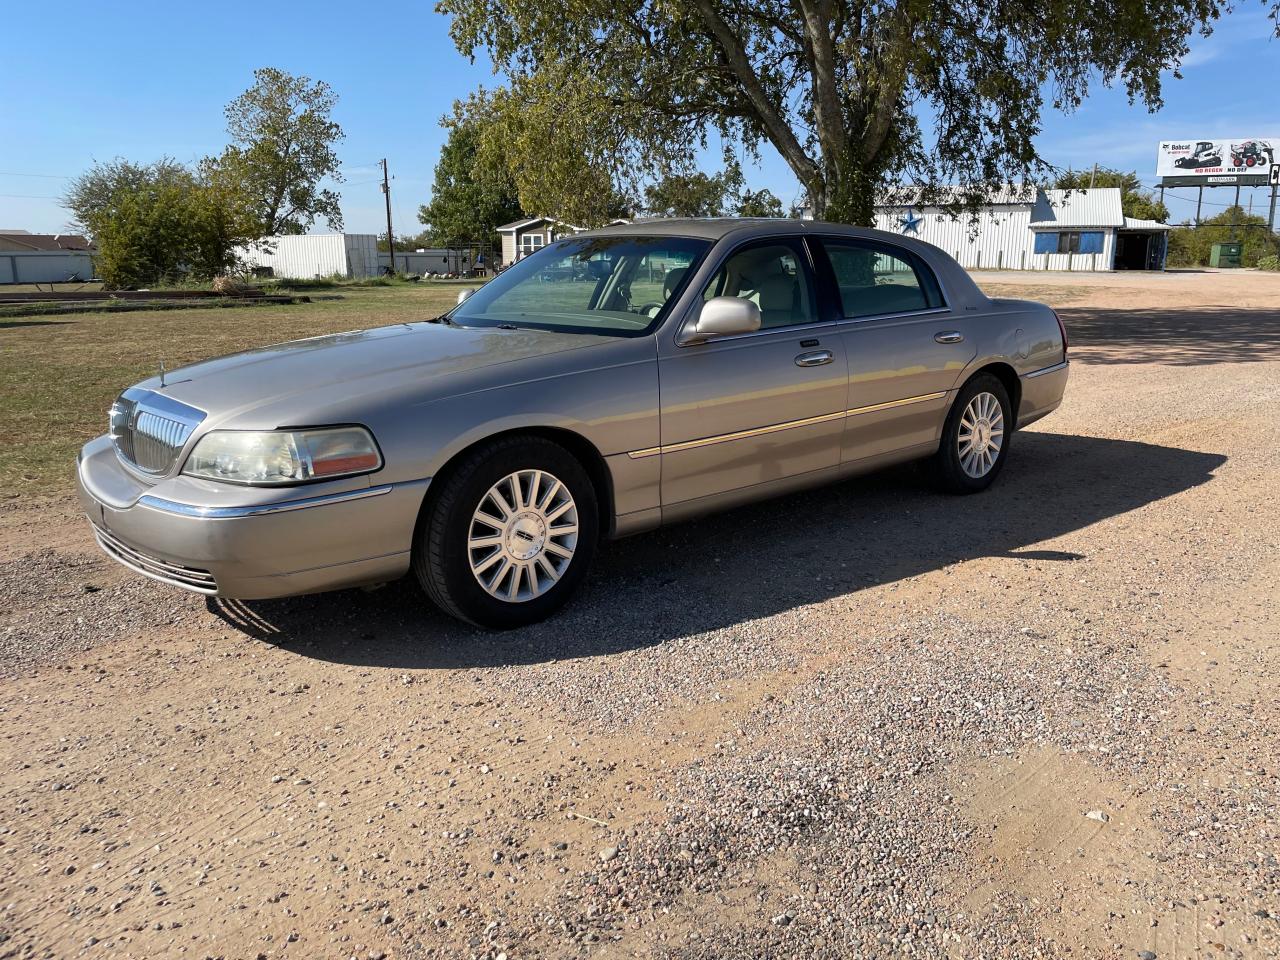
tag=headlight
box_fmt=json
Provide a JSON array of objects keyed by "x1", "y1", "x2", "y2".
[{"x1": 183, "y1": 427, "x2": 382, "y2": 485}]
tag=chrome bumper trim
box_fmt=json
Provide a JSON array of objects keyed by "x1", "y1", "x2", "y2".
[
  {"x1": 93, "y1": 524, "x2": 218, "y2": 594},
  {"x1": 1022, "y1": 360, "x2": 1069, "y2": 380},
  {"x1": 137, "y1": 484, "x2": 397, "y2": 518}
]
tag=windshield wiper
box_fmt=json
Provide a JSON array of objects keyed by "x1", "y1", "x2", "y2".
[{"x1": 495, "y1": 323, "x2": 521, "y2": 330}]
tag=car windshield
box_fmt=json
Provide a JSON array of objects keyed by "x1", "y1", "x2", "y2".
[{"x1": 450, "y1": 235, "x2": 710, "y2": 336}]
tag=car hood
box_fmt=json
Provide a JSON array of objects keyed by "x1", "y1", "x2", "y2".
[{"x1": 133, "y1": 322, "x2": 615, "y2": 424}]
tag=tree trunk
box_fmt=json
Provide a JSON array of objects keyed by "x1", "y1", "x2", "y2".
[{"x1": 814, "y1": 147, "x2": 878, "y2": 227}]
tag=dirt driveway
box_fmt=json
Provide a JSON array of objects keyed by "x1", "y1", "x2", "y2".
[{"x1": 2, "y1": 270, "x2": 1278, "y2": 959}]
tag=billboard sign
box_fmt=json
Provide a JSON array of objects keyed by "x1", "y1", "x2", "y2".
[{"x1": 1156, "y1": 139, "x2": 1277, "y2": 187}]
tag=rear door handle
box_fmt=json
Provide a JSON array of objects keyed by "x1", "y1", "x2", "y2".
[
  {"x1": 934, "y1": 331, "x2": 965, "y2": 344},
  {"x1": 795, "y1": 350, "x2": 834, "y2": 367}
]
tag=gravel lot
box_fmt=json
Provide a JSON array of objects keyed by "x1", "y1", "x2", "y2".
[{"x1": 1, "y1": 270, "x2": 1277, "y2": 959}]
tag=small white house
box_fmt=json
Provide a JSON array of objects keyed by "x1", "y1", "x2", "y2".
[
  {"x1": 873, "y1": 187, "x2": 1169, "y2": 271},
  {"x1": 237, "y1": 234, "x2": 379, "y2": 279},
  {"x1": 496, "y1": 217, "x2": 630, "y2": 266}
]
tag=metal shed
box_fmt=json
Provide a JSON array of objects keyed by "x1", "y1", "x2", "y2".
[
  {"x1": 873, "y1": 187, "x2": 1164, "y2": 271},
  {"x1": 237, "y1": 234, "x2": 379, "y2": 279}
]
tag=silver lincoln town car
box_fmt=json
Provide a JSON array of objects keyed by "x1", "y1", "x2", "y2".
[{"x1": 77, "y1": 219, "x2": 1068, "y2": 628}]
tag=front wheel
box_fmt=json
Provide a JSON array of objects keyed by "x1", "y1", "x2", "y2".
[
  {"x1": 413, "y1": 436, "x2": 599, "y2": 628},
  {"x1": 930, "y1": 374, "x2": 1012, "y2": 494}
]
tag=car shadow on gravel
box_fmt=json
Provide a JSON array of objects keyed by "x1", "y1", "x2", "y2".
[
  {"x1": 209, "y1": 432, "x2": 1225, "y2": 668},
  {"x1": 1059, "y1": 305, "x2": 1280, "y2": 365}
]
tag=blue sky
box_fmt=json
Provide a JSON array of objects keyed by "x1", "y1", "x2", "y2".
[{"x1": 2, "y1": 2, "x2": 1277, "y2": 235}]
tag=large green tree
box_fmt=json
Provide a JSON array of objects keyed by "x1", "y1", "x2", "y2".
[
  {"x1": 418, "y1": 117, "x2": 524, "y2": 245},
  {"x1": 441, "y1": 0, "x2": 1279, "y2": 225},
  {"x1": 1054, "y1": 167, "x2": 1169, "y2": 222},
  {"x1": 207, "y1": 67, "x2": 345, "y2": 236},
  {"x1": 644, "y1": 170, "x2": 737, "y2": 218},
  {"x1": 64, "y1": 159, "x2": 257, "y2": 288},
  {"x1": 643, "y1": 165, "x2": 786, "y2": 218}
]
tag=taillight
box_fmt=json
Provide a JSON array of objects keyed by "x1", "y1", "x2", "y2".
[{"x1": 1053, "y1": 310, "x2": 1068, "y2": 355}]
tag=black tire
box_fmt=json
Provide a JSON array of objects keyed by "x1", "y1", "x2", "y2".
[
  {"x1": 413, "y1": 435, "x2": 599, "y2": 629},
  {"x1": 930, "y1": 374, "x2": 1013, "y2": 494}
]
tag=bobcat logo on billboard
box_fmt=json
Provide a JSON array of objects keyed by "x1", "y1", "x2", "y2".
[{"x1": 1157, "y1": 139, "x2": 1276, "y2": 184}]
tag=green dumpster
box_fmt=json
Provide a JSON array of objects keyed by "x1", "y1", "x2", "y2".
[{"x1": 1210, "y1": 242, "x2": 1243, "y2": 268}]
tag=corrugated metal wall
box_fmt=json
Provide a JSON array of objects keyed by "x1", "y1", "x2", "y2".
[
  {"x1": 237, "y1": 235, "x2": 380, "y2": 279},
  {"x1": 0, "y1": 251, "x2": 96, "y2": 284},
  {"x1": 344, "y1": 234, "x2": 378, "y2": 278},
  {"x1": 873, "y1": 205, "x2": 1116, "y2": 272}
]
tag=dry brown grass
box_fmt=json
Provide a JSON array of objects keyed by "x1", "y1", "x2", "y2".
[{"x1": 0, "y1": 284, "x2": 459, "y2": 495}]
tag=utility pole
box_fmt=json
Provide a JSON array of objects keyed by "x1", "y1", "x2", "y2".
[
  {"x1": 1269, "y1": 184, "x2": 1277, "y2": 233},
  {"x1": 1231, "y1": 184, "x2": 1241, "y2": 242},
  {"x1": 1088, "y1": 163, "x2": 1098, "y2": 190},
  {"x1": 1196, "y1": 185, "x2": 1203, "y2": 226},
  {"x1": 381, "y1": 159, "x2": 395, "y2": 275}
]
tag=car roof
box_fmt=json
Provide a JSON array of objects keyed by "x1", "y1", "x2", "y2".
[
  {"x1": 579, "y1": 217, "x2": 991, "y2": 311},
  {"x1": 580, "y1": 217, "x2": 953, "y2": 254}
]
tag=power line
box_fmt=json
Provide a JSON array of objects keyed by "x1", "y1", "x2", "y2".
[
  {"x1": 0, "y1": 192, "x2": 62, "y2": 200},
  {"x1": 0, "y1": 171, "x2": 73, "y2": 179}
]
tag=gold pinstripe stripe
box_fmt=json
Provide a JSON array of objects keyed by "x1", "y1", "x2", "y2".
[{"x1": 626, "y1": 391, "x2": 948, "y2": 459}]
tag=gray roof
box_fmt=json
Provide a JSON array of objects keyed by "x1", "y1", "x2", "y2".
[
  {"x1": 1122, "y1": 216, "x2": 1171, "y2": 231},
  {"x1": 1029, "y1": 189, "x2": 1124, "y2": 228},
  {"x1": 0, "y1": 231, "x2": 94, "y2": 251}
]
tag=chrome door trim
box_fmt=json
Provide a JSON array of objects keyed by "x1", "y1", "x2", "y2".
[
  {"x1": 836, "y1": 306, "x2": 953, "y2": 327},
  {"x1": 626, "y1": 391, "x2": 948, "y2": 459},
  {"x1": 676, "y1": 319, "x2": 839, "y2": 347},
  {"x1": 845, "y1": 391, "x2": 947, "y2": 418},
  {"x1": 627, "y1": 410, "x2": 847, "y2": 459},
  {"x1": 1022, "y1": 360, "x2": 1069, "y2": 379}
]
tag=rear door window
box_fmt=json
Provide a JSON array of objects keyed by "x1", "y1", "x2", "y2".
[{"x1": 818, "y1": 240, "x2": 943, "y2": 319}]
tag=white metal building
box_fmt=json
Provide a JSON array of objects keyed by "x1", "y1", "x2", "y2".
[
  {"x1": 237, "y1": 234, "x2": 380, "y2": 279},
  {"x1": 873, "y1": 187, "x2": 1169, "y2": 271}
]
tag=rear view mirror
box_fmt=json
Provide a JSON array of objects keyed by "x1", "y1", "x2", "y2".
[
  {"x1": 456, "y1": 288, "x2": 475, "y2": 305},
  {"x1": 687, "y1": 296, "x2": 762, "y2": 342},
  {"x1": 585, "y1": 259, "x2": 613, "y2": 280}
]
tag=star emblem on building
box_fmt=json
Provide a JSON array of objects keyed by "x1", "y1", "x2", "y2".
[{"x1": 899, "y1": 209, "x2": 923, "y2": 234}]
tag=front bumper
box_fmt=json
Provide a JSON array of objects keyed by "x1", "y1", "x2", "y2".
[{"x1": 76, "y1": 435, "x2": 428, "y2": 599}]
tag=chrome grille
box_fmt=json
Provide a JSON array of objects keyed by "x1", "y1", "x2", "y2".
[
  {"x1": 109, "y1": 388, "x2": 205, "y2": 475},
  {"x1": 93, "y1": 525, "x2": 218, "y2": 594}
]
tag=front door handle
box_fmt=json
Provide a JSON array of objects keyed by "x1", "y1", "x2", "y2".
[
  {"x1": 795, "y1": 350, "x2": 834, "y2": 367},
  {"x1": 934, "y1": 331, "x2": 965, "y2": 344}
]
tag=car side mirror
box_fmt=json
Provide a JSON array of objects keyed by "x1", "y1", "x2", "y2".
[
  {"x1": 685, "y1": 296, "x2": 761, "y2": 343},
  {"x1": 456, "y1": 288, "x2": 475, "y2": 305}
]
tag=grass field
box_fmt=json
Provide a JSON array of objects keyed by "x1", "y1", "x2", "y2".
[{"x1": 0, "y1": 283, "x2": 459, "y2": 496}]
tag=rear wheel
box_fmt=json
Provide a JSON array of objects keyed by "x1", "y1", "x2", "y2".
[
  {"x1": 414, "y1": 436, "x2": 598, "y2": 628},
  {"x1": 931, "y1": 374, "x2": 1012, "y2": 494}
]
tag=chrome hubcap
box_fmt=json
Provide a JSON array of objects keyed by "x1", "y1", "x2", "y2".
[
  {"x1": 958, "y1": 391, "x2": 1005, "y2": 478},
  {"x1": 468, "y1": 469, "x2": 578, "y2": 603}
]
